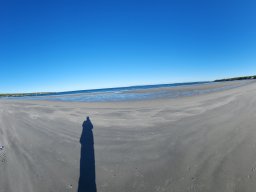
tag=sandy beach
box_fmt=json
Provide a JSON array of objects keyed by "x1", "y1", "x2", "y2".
[{"x1": 1, "y1": 80, "x2": 256, "y2": 192}]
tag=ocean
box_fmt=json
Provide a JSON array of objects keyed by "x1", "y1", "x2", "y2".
[{"x1": 2, "y1": 81, "x2": 251, "y2": 102}]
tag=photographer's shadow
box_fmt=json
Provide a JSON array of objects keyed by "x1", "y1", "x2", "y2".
[{"x1": 78, "y1": 117, "x2": 97, "y2": 192}]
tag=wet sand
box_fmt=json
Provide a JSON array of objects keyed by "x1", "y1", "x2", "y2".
[{"x1": 1, "y1": 80, "x2": 256, "y2": 192}]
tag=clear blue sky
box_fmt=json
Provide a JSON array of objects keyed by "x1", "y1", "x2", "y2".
[{"x1": 0, "y1": 0, "x2": 256, "y2": 93}]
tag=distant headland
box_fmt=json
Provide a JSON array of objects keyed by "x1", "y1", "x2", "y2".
[
  {"x1": 0, "y1": 92, "x2": 55, "y2": 98},
  {"x1": 214, "y1": 75, "x2": 256, "y2": 82}
]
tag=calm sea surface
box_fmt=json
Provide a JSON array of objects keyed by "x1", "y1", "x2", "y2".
[{"x1": 2, "y1": 81, "x2": 251, "y2": 102}]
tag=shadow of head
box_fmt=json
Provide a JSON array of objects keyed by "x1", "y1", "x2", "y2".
[{"x1": 82, "y1": 116, "x2": 93, "y2": 130}]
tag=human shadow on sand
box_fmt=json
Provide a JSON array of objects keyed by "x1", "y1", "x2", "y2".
[{"x1": 78, "y1": 117, "x2": 97, "y2": 192}]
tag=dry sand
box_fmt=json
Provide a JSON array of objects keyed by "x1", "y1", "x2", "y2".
[{"x1": 1, "y1": 80, "x2": 256, "y2": 192}]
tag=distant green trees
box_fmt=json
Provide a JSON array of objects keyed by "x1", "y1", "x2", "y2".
[
  {"x1": 0, "y1": 92, "x2": 55, "y2": 97},
  {"x1": 215, "y1": 76, "x2": 256, "y2": 82}
]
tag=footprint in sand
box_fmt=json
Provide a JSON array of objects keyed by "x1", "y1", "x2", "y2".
[{"x1": 0, "y1": 146, "x2": 7, "y2": 166}]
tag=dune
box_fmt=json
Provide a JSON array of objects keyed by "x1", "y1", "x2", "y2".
[{"x1": 1, "y1": 80, "x2": 256, "y2": 191}]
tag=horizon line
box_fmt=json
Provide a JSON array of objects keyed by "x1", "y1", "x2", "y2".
[
  {"x1": 1, "y1": 74, "x2": 256, "y2": 95},
  {"x1": 1, "y1": 80, "x2": 211, "y2": 95}
]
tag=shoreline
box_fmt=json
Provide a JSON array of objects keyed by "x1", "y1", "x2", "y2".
[{"x1": 2, "y1": 80, "x2": 255, "y2": 103}]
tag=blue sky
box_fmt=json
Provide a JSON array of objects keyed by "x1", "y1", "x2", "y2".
[{"x1": 0, "y1": 0, "x2": 256, "y2": 93}]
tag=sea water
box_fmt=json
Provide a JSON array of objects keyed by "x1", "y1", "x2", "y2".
[{"x1": 2, "y1": 81, "x2": 251, "y2": 102}]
